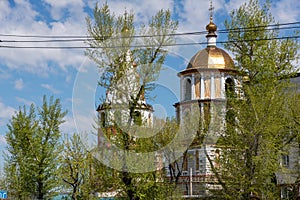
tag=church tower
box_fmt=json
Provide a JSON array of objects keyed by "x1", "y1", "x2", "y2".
[
  {"x1": 172, "y1": 3, "x2": 240, "y2": 197},
  {"x1": 97, "y1": 49, "x2": 154, "y2": 146},
  {"x1": 174, "y1": 14, "x2": 237, "y2": 122}
]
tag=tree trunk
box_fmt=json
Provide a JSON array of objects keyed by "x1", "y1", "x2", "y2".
[
  {"x1": 122, "y1": 171, "x2": 139, "y2": 200},
  {"x1": 37, "y1": 181, "x2": 44, "y2": 200},
  {"x1": 72, "y1": 185, "x2": 78, "y2": 200}
]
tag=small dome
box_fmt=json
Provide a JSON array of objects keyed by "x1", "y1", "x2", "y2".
[
  {"x1": 186, "y1": 46, "x2": 234, "y2": 69},
  {"x1": 206, "y1": 19, "x2": 217, "y2": 33}
]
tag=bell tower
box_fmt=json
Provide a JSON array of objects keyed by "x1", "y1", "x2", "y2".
[
  {"x1": 175, "y1": 5, "x2": 237, "y2": 125},
  {"x1": 172, "y1": 2, "x2": 240, "y2": 197},
  {"x1": 97, "y1": 49, "x2": 154, "y2": 146}
]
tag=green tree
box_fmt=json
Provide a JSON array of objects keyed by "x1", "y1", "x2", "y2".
[
  {"x1": 4, "y1": 96, "x2": 67, "y2": 200},
  {"x1": 210, "y1": 0, "x2": 300, "y2": 199},
  {"x1": 60, "y1": 133, "x2": 116, "y2": 200},
  {"x1": 85, "y1": 3, "x2": 177, "y2": 200},
  {"x1": 60, "y1": 133, "x2": 89, "y2": 200},
  {"x1": 0, "y1": 170, "x2": 8, "y2": 193}
]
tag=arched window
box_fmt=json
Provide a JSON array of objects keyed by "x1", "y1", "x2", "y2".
[
  {"x1": 114, "y1": 110, "x2": 122, "y2": 125},
  {"x1": 184, "y1": 78, "x2": 192, "y2": 100},
  {"x1": 101, "y1": 112, "x2": 106, "y2": 127},
  {"x1": 133, "y1": 111, "x2": 142, "y2": 126},
  {"x1": 183, "y1": 154, "x2": 188, "y2": 171},
  {"x1": 196, "y1": 150, "x2": 199, "y2": 171},
  {"x1": 225, "y1": 78, "x2": 235, "y2": 98}
]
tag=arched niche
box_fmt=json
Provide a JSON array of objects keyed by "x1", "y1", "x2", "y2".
[
  {"x1": 183, "y1": 77, "x2": 192, "y2": 101},
  {"x1": 225, "y1": 77, "x2": 235, "y2": 98}
]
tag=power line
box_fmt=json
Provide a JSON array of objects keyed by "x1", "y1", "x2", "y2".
[
  {"x1": 1, "y1": 25, "x2": 299, "y2": 43},
  {"x1": 0, "y1": 21, "x2": 299, "y2": 41},
  {"x1": 1, "y1": 35, "x2": 299, "y2": 49},
  {"x1": 219, "y1": 21, "x2": 300, "y2": 32},
  {"x1": 1, "y1": 39, "x2": 89, "y2": 43}
]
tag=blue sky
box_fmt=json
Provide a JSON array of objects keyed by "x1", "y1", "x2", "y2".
[{"x1": 0, "y1": 0, "x2": 299, "y2": 168}]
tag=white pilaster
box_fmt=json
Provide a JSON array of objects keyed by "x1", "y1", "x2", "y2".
[
  {"x1": 190, "y1": 167, "x2": 193, "y2": 196},
  {"x1": 220, "y1": 73, "x2": 225, "y2": 99},
  {"x1": 191, "y1": 74, "x2": 195, "y2": 100},
  {"x1": 180, "y1": 76, "x2": 183, "y2": 101},
  {"x1": 211, "y1": 72, "x2": 215, "y2": 99},
  {"x1": 200, "y1": 73, "x2": 205, "y2": 100}
]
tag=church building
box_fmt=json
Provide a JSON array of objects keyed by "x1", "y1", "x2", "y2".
[
  {"x1": 97, "y1": 49, "x2": 154, "y2": 146},
  {"x1": 170, "y1": 7, "x2": 300, "y2": 199},
  {"x1": 95, "y1": 3, "x2": 300, "y2": 199},
  {"x1": 170, "y1": 8, "x2": 241, "y2": 198}
]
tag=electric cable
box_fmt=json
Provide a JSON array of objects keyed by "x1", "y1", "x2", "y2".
[
  {"x1": 0, "y1": 35, "x2": 299, "y2": 49},
  {"x1": 0, "y1": 21, "x2": 299, "y2": 40}
]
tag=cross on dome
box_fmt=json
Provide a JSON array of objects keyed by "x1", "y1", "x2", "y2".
[
  {"x1": 206, "y1": 0, "x2": 217, "y2": 46},
  {"x1": 206, "y1": 0, "x2": 217, "y2": 34},
  {"x1": 209, "y1": 0, "x2": 214, "y2": 22}
]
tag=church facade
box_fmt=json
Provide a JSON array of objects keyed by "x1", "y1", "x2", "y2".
[
  {"x1": 169, "y1": 13, "x2": 241, "y2": 198},
  {"x1": 169, "y1": 13, "x2": 300, "y2": 200},
  {"x1": 95, "y1": 7, "x2": 300, "y2": 200}
]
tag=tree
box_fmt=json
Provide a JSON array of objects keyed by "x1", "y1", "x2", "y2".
[
  {"x1": 60, "y1": 133, "x2": 116, "y2": 200},
  {"x1": 209, "y1": 0, "x2": 300, "y2": 199},
  {"x1": 60, "y1": 133, "x2": 89, "y2": 200},
  {"x1": 0, "y1": 170, "x2": 8, "y2": 193},
  {"x1": 85, "y1": 3, "x2": 178, "y2": 200},
  {"x1": 4, "y1": 96, "x2": 67, "y2": 200}
]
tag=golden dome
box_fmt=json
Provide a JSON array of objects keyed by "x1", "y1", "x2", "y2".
[
  {"x1": 186, "y1": 46, "x2": 234, "y2": 69},
  {"x1": 206, "y1": 18, "x2": 217, "y2": 33}
]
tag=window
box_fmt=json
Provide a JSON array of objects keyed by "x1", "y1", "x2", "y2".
[
  {"x1": 225, "y1": 78, "x2": 235, "y2": 98},
  {"x1": 184, "y1": 78, "x2": 191, "y2": 100},
  {"x1": 114, "y1": 110, "x2": 122, "y2": 125},
  {"x1": 117, "y1": 91, "x2": 122, "y2": 100},
  {"x1": 133, "y1": 111, "x2": 142, "y2": 126},
  {"x1": 282, "y1": 154, "x2": 289, "y2": 167},
  {"x1": 196, "y1": 150, "x2": 199, "y2": 171},
  {"x1": 183, "y1": 155, "x2": 188, "y2": 171},
  {"x1": 281, "y1": 186, "x2": 293, "y2": 199},
  {"x1": 182, "y1": 171, "x2": 188, "y2": 176},
  {"x1": 101, "y1": 112, "x2": 106, "y2": 127}
]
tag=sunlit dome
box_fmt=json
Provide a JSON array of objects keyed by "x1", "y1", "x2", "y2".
[
  {"x1": 186, "y1": 46, "x2": 234, "y2": 70},
  {"x1": 184, "y1": 15, "x2": 234, "y2": 70}
]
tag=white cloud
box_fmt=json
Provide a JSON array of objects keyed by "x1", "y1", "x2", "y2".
[
  {"x1": 43, "y1": 0, "x2": 85, "y2": 20},
  {"x1": 177, "y1": 0, "x2": 211, "y2": 32},
  {"x1": 0, "y1": 68, "x2": 11, "y2": 80},
  {"x1": 0, "y1": 135, "x2": 6, "y2": 145},
  {"x1": 223, "y1": 0, "x2": 300, "y2": 24},
  {"x1": 87, "y1": 0, "x2": 174, "y2": 24},
  {"x1": 14, "y1": 78, "x2": 24, "y2": 90},
  {"x1": 16, "y1": 97, "x2": 34, "y2": 106},
  {"x1": 271, "y1": 0, "x2": 300, "y2": 23},
  {"x1": 60, "y1": 114, "x2": 77, "y2": 134},
  {"x1": 0, "y1": 0, "x2": 207, "y2": 78},
  {"x1": 41, "y1": 83, "x2": 61, "y2": 94},
  {"x1": 0, "y1": 0, "x2": 298, "y2": 79},
  {"x1": 0, "y1": 0, "x2": 88, "y2": 77},
  {"x1": 60, "y1": 113, "x2": 97, "y2": 137},
  {"x1": 0, "y1": 1, "x2": 10, "y2": 22},
  {"x1": 224, "y1": 0, "x2": 248, "y2": 14},
  {"x1": 0, "y1": 102, "x2": 15, "y2": 126}
]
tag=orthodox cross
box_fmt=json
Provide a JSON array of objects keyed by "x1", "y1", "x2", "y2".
[{"x1": 209, "y1": 0, "x2": 214, "y2": 20}]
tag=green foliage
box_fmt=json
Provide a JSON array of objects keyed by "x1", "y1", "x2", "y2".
[
  {"x1": 60, "y1": 137, "x2": 121, "y2": 200},
  {"x1": 0, "y1": 170, "x2": 8, "y2": 192},
  {"x1": 85, "y1": 2, "x2": 178, "y2": 200},
  {"x1": 4, "y1": 96, "x2": 67, "y2": 200},
  {"x1": 224, "y1": 0, "x2": 299, "y2": 81},
  {"x1": 211, "y1": 0, "x2": 300, "y2": 199},
  {"x1": 95, "y1": 119, "x2": 179, "y2": 199},
  {"x1": 60, "y1": 133, "x2": 90, "y2": 200},
  {"x1": 85, "y1": 2, "x2": 178, "y2": 96}
]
